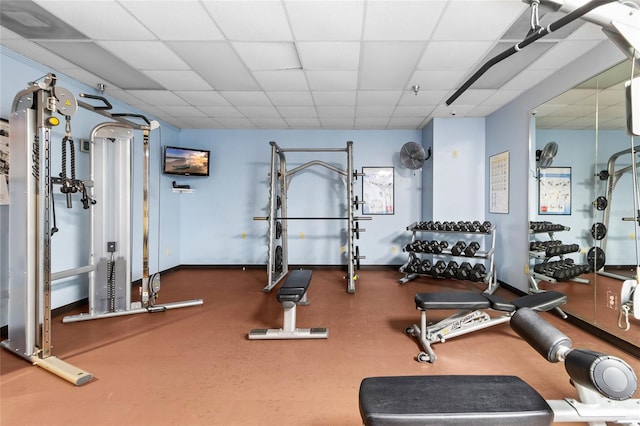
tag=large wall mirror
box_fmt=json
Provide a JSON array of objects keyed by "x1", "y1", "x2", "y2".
[{"x1": 529, "y1": 59, "x2": 640, "y2": 354}]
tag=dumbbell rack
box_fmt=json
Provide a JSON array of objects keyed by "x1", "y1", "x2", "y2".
[
  {"x1": 399, "y1": 221, "x2": 498, "y2": 293},
  {"x1": 528, "y1": 221, "x2": 590, "y2": 292}
]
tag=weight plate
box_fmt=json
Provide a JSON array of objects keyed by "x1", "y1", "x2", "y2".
[
  {"x1": 275, "y1": 245, "x2": 283, "y2": 271},
  {"x1": 354, "y1": 246, "x2": 360, "y2": 270},
  {"x1": 591, "y1": 222, "x2": 607, "y2": 240},
  {"x1": 150, "y1": 272, "x2": 161, "y2": 293},
  {"x1": 354, "y1": 222, "x2": 359, "y2": 239},
  {"x1": 275, "y1": 221, "x2": 282, "y2": 239},
  {"x1": 598, "y1": 170, "x2": 610, "y2": 180},
  {"x1": 594, "y1": 196, "x2": 608, "y2": 211},
  {"x1": 587, "y1": 246, "x2": 606, "y2": 271}
]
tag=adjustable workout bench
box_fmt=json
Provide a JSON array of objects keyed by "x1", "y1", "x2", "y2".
[
  {"x1": 248, "y1": 270, "x2": 328, "y2": 340},
  {"x1": 405, "y1": 290, "x2": 567, "y2": 362},
  {"x1": 360, "y1": 307, "x2": 639, "y2": 425}
]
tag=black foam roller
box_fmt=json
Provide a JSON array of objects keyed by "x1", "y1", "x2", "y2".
[
  {"x1": 510, "y1": 307, "x2": 571, "y2": 363},
  {"x1": 564, "y1": 349, "x2": 638, "y2": 400}
]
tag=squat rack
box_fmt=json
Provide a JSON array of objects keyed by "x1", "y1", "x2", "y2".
[{"x1": 254, "y1": 141, "x2": 370, "y2": 293}]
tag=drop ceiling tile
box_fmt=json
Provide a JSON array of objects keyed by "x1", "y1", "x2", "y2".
[
  {"x1": 285, "y1": 1, "x2": 364, "y2": 41},
  {"x1": 387, "y1": 116, "x2": 430, "y2": 129},
  {"x1": 220, "y1": 91, "x2": 273, "y2": 106},
  {"x1": 398, "y1": 90, "x2": 449, "y2": 106},
  {"x1": 297, "y1": 42, "x2": 360, "y2": 70},
  {"x1": 393, "y1": 105, "x2": 435, "y2": 117},
  {"x1": 156, "y1": 105, "x2": 207, "y2": 118},
  {"x1": 236, "y1": 105, "x2": 281, "y2": 117},
  {"x1": 285, "y1": 117, "x2": 322, "y2": 128},
  {"x1": 313, "y1": 91, "x2": 356, "y2": 106},
  {"x1": 127, "y1": 90, "x2": 189, "y2": 106},
  {"x1": 356, "y1": 105, "x2": 396, "y2": 116},
  {"x1": 277, "y1": 106, "x2": 317, "y2": 118},
  {"x1": 215, "y1": 117, "x2": 256, "y2": 128},
  {"x1": 417, "y1": 41, "x2": 494, "y2": 70},
  {"x1": 250, "y1": 117, "x2": 289, "y2": 128},
  {"x1": 33, "y1": 1, "x2": 155, "y2": 40},
  {"x1": 143, "y1": 70, "x2": 213, "y2": 90},
  {"x1": 0, "y1": 26, "x2": 23, "y2": 40},
  {"x1": 202, "y1": 1, "x2": 292, "y2": 41},
  {"x1": 354, "y1": 117, "x2": 389, "y2": 129},
  {"x1": 431, "y1": 1, "x2": 527, "y2": 41},
  {"x1": 267, "y1": 91, "x2": 314, "y2": 106},
  {"x1": 174, "y1": 91, "x2": 231, "y2": 106},
  {"x1": 306, "y1": 71, "x2": 358, "y2": 90},
  {"x1": 531, "y1": 40, "x2": 603, "y2": 70},
  {"x1": 408, "y1": 70, "x2": 466, "y2": 90},
  {"x1": 567, "y1": 22, "x2": 608, "y2": 41},
  {"x1": 253, "y1": 70, "x2": 309, "y2": 90},
  {"x1": 197, "y1": 106, "x2": 244, "y2": 118},
  {"x1": 316, "y1": 106, "x2": 355, "y2": 118},
  {"x1": 233, "y1": 42, "x2": 300, "y2": 70},
  {"x1": 1, "y1": 38, "x2": 78, "y2": 71},
  {"x1": 546, "y1": 88, "x2": 594, "y2": 105},
  {"x1": 168, "y1": 42, "x2": 259, "y2": 90},
  {"x1": 179, "y1": 117, "x2": 223, "y2": 128},
  {"x1": 120, "y1": 1, "x2": 224, "y2": 40},
  {"x1": 98, "y1": 41, "x2": 189, "y2": 70},
  {"x1": 430, "y1": 104, "x2": 474, "y2": 117},
  {"x1": 481, "y1": 89, "x2": 522, "y2": 106},
  {"x1": 501, "y1": 69, "x2": 555, "y2": 91},
  {"x1": 38, "y1": 41, "x2": 163, "y2": 90},
  {"x1": 454, "y1": 89, "x2": 498, "y2": 105},
  {"x1": 363, "y1": 1, "x2": 446, "y2": 41},
  {"x1": 360, "y1": 42, "x2": 427, "y2": 90},
  {"x1": 356, "y1": 91, "x2": 403, "y2": 105},
  {"x1": 319, "y1": 117, "x2": 355, "y2": 128}
]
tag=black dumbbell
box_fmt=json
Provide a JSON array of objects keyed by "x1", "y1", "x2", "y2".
[
  {"x1": 418, "y1": 259, "x2": 432, "y2": 274},
  {"x1": 478, "y1": 221, "x2": 492, "y2": 233},
  {"x1": 442, "y1": 261, "x2": 459, "y2": 279},
  {"x1": 455, "y1": 262, "x2": 473, "y2": 280},
  {"x1": 464, "y1": 241, "x2": 480, "y2": 257},
  {"x1": 450, "y1": 241, "x2": 466, "y2": 256},
  {"x1": 429, "y1": 240, "x2": 448, "y2": 254},
  {"x1": 431, "y1": 260, "x2": 447, "y2": 277},
  {"x1": 469, "y1": 264, "x2": 486, "y2": 281}
]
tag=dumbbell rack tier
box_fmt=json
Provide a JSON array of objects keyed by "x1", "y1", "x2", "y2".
[
  {"x1": 528, "y1": 222, "x2": 590, "y2": 292},
  {"x1": 399, "y1": 221, "x2": 498, "y2": 293}
]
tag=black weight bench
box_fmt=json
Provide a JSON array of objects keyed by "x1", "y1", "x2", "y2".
[
  {"x1": 405, "y1": 290, "x2": 567, "y2": 362},
  {"x1": 248, "y1": 270, "x2": 328, "y2": 340},
  {"x1": 360, "y1": 307, "x2": 639, "y2": 425}
]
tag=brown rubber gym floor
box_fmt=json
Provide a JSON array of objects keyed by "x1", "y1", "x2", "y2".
[{"x1": 2, "y1": 268, "x2": 639, "y2": 425}]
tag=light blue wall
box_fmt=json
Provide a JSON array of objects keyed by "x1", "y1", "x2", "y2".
[
  {"x1": 176, "y1": 129, "x2": 422, "y2": 266},
  {"x1": 0, "y1": 47, "x2": 181, "y2": 326},
  {"x1": 486, "y1": 40, "x2": 626, "y2": 292},
  {"x1": 431, "y1": 118, "x2": 486, "y2": 220}
]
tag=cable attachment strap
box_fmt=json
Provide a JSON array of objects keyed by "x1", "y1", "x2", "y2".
[
  {"x1": 528, "y1": 0, "x2": 543, "y2": 36},
  {"x1": 618, "y1": 304, "x2": 631, "y2": 331}
]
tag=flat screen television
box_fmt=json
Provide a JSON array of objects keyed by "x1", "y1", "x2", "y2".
[{"x1": 162, "y1": 146, "x2": 210, "y2": 176}]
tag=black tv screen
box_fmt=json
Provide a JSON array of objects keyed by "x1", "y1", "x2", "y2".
[{"x1": 163, "y1": 146, "x2": 210, "y2": 176}]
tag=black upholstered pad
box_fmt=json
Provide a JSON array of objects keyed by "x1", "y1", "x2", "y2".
[
  {"x1": 359, "y1": 375, "x2": 553, "y2": 426},
  {"x1": 511, "y1": 291, "x2": 567, "y2": 311},
  {"x1": 276, "y1": 270, "x2": 312, "y2": 303},
  {"x1": 414, "y1": 292, "x2": 490, "y2": 310}
]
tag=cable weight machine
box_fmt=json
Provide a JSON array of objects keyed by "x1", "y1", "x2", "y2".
[
  {"x1": 254, "y1": 141, "x2": 371, "y2": 294},
  {"x1": 2, "y1": 74, "x2": 202, "y2": 385}
]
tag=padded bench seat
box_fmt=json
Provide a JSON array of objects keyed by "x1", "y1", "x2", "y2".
[
  {"x1": 359, "y1": 375, "x2": 553, "y2": 426},
  {"x1": 276, "y1": 269, "x2": 313, "y2": 304}
]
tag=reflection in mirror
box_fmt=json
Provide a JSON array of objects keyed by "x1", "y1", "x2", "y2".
[{"x1": 530, "y1": 60, "x2": 640, "y2": 355}]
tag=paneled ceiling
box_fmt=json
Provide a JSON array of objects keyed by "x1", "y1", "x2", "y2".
[{"x1": 0, "y1": 0, "x2": 623, "y2": 130}]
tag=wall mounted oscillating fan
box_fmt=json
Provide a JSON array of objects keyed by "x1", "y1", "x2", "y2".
[
  {"x1": 400, "y1": 142, "x2": 428, "y2": 170},
  {"x1": 536, "y1": 141, "x2": 558, "y2": 169}
]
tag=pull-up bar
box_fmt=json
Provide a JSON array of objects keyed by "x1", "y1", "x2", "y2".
[{"x1": 254, "y1": 216, "x2": 372, "y2": 221}]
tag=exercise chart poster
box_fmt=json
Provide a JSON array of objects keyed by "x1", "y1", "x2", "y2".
[
  {"x1": 539, "y1": 167, "x2": 571, "y2": 215},
  {"x1": 0, "y1": 119, "x2": 8, "y2": 205},
  {"x1": 489, "y1": 151, "x2": 509, "y2": 214},
  {"x1": 362, "y1": 167, "x2": 394, "y2": 215}
]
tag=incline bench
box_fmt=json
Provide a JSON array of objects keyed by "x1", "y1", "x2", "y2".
[
  {"x1": 405, "y1": 290, "x2": 567, "y2": 362},
  {"x1": 248, "y1": 270, "x2": 328, "y2": 340}
]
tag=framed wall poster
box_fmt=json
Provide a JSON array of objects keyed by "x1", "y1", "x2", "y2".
[
  {"x1": 362, "y1": 167, "x2": 394, "y2": 215},
  {"x1": 489, "y1": 151, "x2": 509, "y2": 214},
  {"x1": 0, "y1": 118, "x2": 9, "y2": 205},
  {"x1": 539, "y1": 167, "x2": 571, "y2": 215}
]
